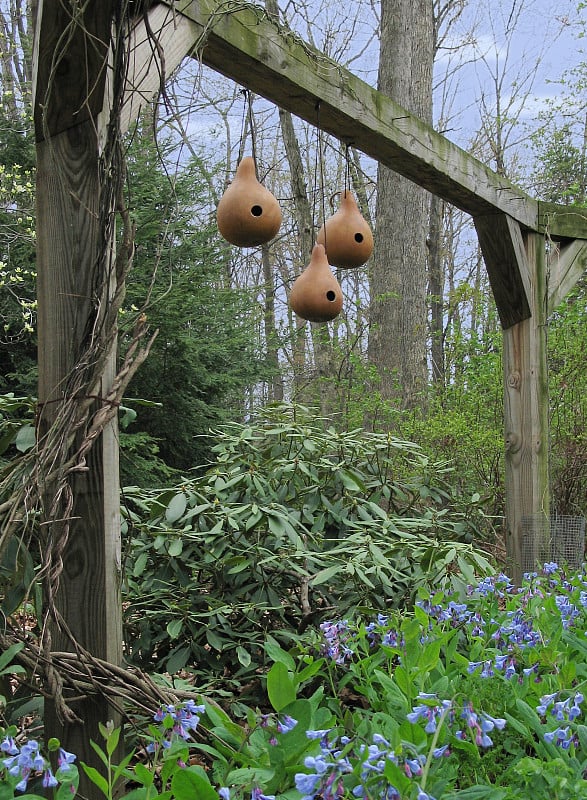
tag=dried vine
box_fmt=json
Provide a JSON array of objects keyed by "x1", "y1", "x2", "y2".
[{"x1": 0, "y1": 0, "x2": 167, "y2": 725}]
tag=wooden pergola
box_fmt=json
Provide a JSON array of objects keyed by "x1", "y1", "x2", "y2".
[{"x1": 32, "y1": 0, "x2": 587, "y2": 776}]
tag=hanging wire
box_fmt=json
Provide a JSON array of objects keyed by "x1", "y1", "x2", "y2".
[
  {"x1": 246, "y1": 90, "x2": 259, "y2": 177},
  {"x1": 237, "y1": 89, "x2": 248, "y2": 165},
  {"x1": 315, "y1": 101, "x2": 327, "y2": 253},
  {"x1": 344, "y1": 142, "x2": 351, "y2": 197},
  {"x1": 237, "y1": 89, "x2": 260, "y2": 179}
]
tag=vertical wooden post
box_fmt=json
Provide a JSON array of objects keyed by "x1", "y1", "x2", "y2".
[
  {"x1": 502, "y1": 232, "x2": 550, "y2": 582},
  {"x1": 34, "y1": 4, "x2": 121, "y2": 794},
  {"x1": 36, "y1": 120, "x2": 122, "y2": 799}
]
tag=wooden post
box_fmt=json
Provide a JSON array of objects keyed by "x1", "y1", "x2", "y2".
[
  {"x1": 502, "y1": 233, "x2": 550, "y2": 582},
  {"x1": 34, "y1": 3, "x2": 121, "y2": 793}
]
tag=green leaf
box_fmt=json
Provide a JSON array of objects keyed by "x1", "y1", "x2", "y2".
[
  {"x1": 167, "y1": 538, "x2": 183, "y2": 557},
  {"x1": 15, "y1": 424, "x2": 35, "y2": 452},
  {"x1": 166, "y1": 618, "x2": 183, "y2": 639},
  {"x1": 165, "y1": 644, "x2": 191, "y2": 673},
  {"x1": 165, "y1": 493, "x2": 187, "y2": 524},
  {"x1": 105, "y1": 725, "x2": 121, "y2": 757},
  {"x1": 264, "y1": 635, "x2": 296, "y2": 671},
  {"x1": 310, "y1": 565, "x2": 341, "y2": 586},
  {"x1": 225, "y1": 767, "x2": 275, "y2": 786},
  {"x1": 442, "y1": 788, "x2": 506, "y2": 800},
  {"x1": 267, "y1": 661, "x2": 296, "y2": 711},
  {"x1": 0, "y1": 641, "x2": 24, "y2": 673},
  {"x1": 132, "y1": 762, "x2": 155, "y2": 787},
  {"x1": 236, "y1": 645, "x2": 251, "y2": 667},
  {"x1": 132, "y1": 551, "x2": 149, "y2": 577},
  {"x1": 80, "y1": 763, "x2": 109, "y2": 796},
  {"x1": 206, "y1": 628, "x2": 224, "y2": 651},
  {"x1": 338, "y1": 469, "x2": 365, "y2": 492},
  {"x1": 170, "y1": 767, "x2": 218, "y2": 800}
]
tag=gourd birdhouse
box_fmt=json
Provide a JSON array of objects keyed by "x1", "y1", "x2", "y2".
[
  {"x1": 289, "y1": 243, "x2": 343, "y2": 323},
  {"x1": 217, "y1": 156, "x2": 282, "y2": 247},
  {"x1": 316, "y1": 189, "x2": 373, "y2": 268}
]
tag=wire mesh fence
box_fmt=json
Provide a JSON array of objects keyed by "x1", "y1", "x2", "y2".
[{"x1": 521, "y1": 513, "x2": 585, "y2": 574}]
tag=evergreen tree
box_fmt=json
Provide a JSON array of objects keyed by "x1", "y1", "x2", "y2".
[{"x1": 121, "y1": 128, "x2": 271, "y2": 475}]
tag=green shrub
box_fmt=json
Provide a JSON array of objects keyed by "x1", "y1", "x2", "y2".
[{"x1": 121, "y1": 403, "x2": 494, "y2": 683}]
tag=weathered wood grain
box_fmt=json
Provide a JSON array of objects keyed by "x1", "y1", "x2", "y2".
[
  {"x1": 547, "y1": 240, "x2": 587, "y2": 313},
  {"x1": 502, "y1": 233, "x2": 550, "y2": 582},
  {"x1": 119, "y1": 4, "x2": 198, "y2": 133},
  {"x1": 473, "y1": 213, "x2": 531, "y2": 328},
  {"x1": 34, "y1": 2, "x2": 122, "y2": 790},
  {"x1": 33, "y1": 0, "x2": 115, "y2": 140},
  {"x1": 36, "y1": 116, "x2": 123, "y2": 796}
]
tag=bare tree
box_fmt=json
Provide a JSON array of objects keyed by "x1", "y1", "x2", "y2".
[{"x1": 368, "y1": 0, "x2": 434, "y2": 409}]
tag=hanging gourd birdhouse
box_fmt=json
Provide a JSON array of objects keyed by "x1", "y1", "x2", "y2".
[
  {"x1": 316, "y1": 190, "x2": 373, "y2": 268},
  {"x1": 289, "y1": 243, "x2": 343, "y2": 323},
  {"x1": 217, "y1": 156, "x2": 282, "y2": 247}
]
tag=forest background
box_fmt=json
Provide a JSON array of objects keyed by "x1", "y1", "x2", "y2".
[{"x1": 1, "y1": 0, "x2": 586, "y2": 528}]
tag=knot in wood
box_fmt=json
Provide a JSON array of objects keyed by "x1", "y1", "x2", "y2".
[
  {"x1": 505, "y1": 431, "x2": 521, "y2": 453},
  {"x1": 507, "y1": 370, "x2": 521, "y2": 389}
]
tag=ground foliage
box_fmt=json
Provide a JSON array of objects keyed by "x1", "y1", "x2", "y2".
[{"x1": 4, "y1": 564, "x2": 587, "y2": 800}]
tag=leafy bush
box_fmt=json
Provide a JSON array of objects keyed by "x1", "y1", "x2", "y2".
[{"x1": 121, "y1": 403, "x2": 493, "y2": 681}]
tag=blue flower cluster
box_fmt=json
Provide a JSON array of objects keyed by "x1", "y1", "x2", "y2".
[
  {"x1": 365, "y1": 614, "x2": 403, "y2": 649},
  {"x1": 294, "y1": 728, "x2": 440, "y2": 800},
  {"x1": 537, "y1": 690, "x2": 584, "y2": 750},
  {"x1": 260, "y1": 712, "x2": 298, "y2": 745},
  {"x1": 407, "y1": 693, "x2": 506, "y2": 748},
  {"x1": 219, "y1": 788, "x2": 275, "y2": 800},
  {"x1": 320, "y1": 619, "x2": 355, "y2": 664},
  {"x1": 1, "y1": 735, "x2": 75, "y2": 793},
  {"x1": 148, "y1": 699, "x2": 206, "y2": 752}
]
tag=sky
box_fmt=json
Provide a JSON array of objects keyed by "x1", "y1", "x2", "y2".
[{"x1": 168, "y1": 0, "x2": 586, "y2": 193}]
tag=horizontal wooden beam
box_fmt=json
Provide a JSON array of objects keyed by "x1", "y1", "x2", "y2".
[
  {"x1": 539, "y1": 202, "x2": 587, "y2": 240},
  {"x1": 119, "y1": 4, "x2": 197, "y2": 134},
  {"x1": 158, "y1": 0, "x2": 587, "y2": 243}
]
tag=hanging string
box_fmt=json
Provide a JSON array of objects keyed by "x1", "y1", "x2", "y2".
[
  {"x1": 246, "y1": 90, "x2": 259, "y2": 179},
  {"x1": 237, "y1": 89, "x2": 260, "y2": 179},
  {"x1": 344, "y1": 142, "x2": 351, "y2": 197},
  {"x1": 316, "y1": 101, "x2": 327, "y2": 254},
  {"x1": 237, "y1": 89, "x2": 248, "y2": 165}
]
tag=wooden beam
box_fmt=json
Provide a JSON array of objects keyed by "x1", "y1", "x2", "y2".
[
  {"x1": 547, "y1": 239, "x2": 587, "y2": 313},
  {"x1": 473, "y1": 214, "x2": 531, "y2": 328},
  {"x1": 539, "y1": 202, "x2": 587, "y2": 240},
  {"x1": 149, "y1": 0, "x2": 587, "y2": 244},
  {"x1": 36, "y1": 119, "x2": 123, "y2": 800},
  {"x1": 502, "y1": 233, "x2": 550, "y2": 583},
  {"x1": 119, "y1": 4, "x2": 198, "y2": 133},
  {"x1": 33, "y1": 0, "x2": 114, "y2": 140}
]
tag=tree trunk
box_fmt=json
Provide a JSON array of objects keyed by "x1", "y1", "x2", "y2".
[{"x1": 368, "y1": 0, "x2": 434, "y2": 409}]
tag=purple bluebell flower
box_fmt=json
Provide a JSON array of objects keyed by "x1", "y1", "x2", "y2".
[
  {"x1": 276, "y1": 714, "x2": 298, "y2": 734},
  {"x1": 57, "y1": 747, "x2": 76, "y2": 770},
  {"x1": 0, "y1": 737, "x2": 18, "y2": 756},
  {"x1": 251, "y1": 789, "x2": 275, "y2": 800},
  {"x1": 43, "y1": 768, "x2": 59, "y2": 788}
]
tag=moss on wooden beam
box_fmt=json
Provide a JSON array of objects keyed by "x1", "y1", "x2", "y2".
[{"x1": 165, "y1": 0, "x2": 587, "y2": 242}]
